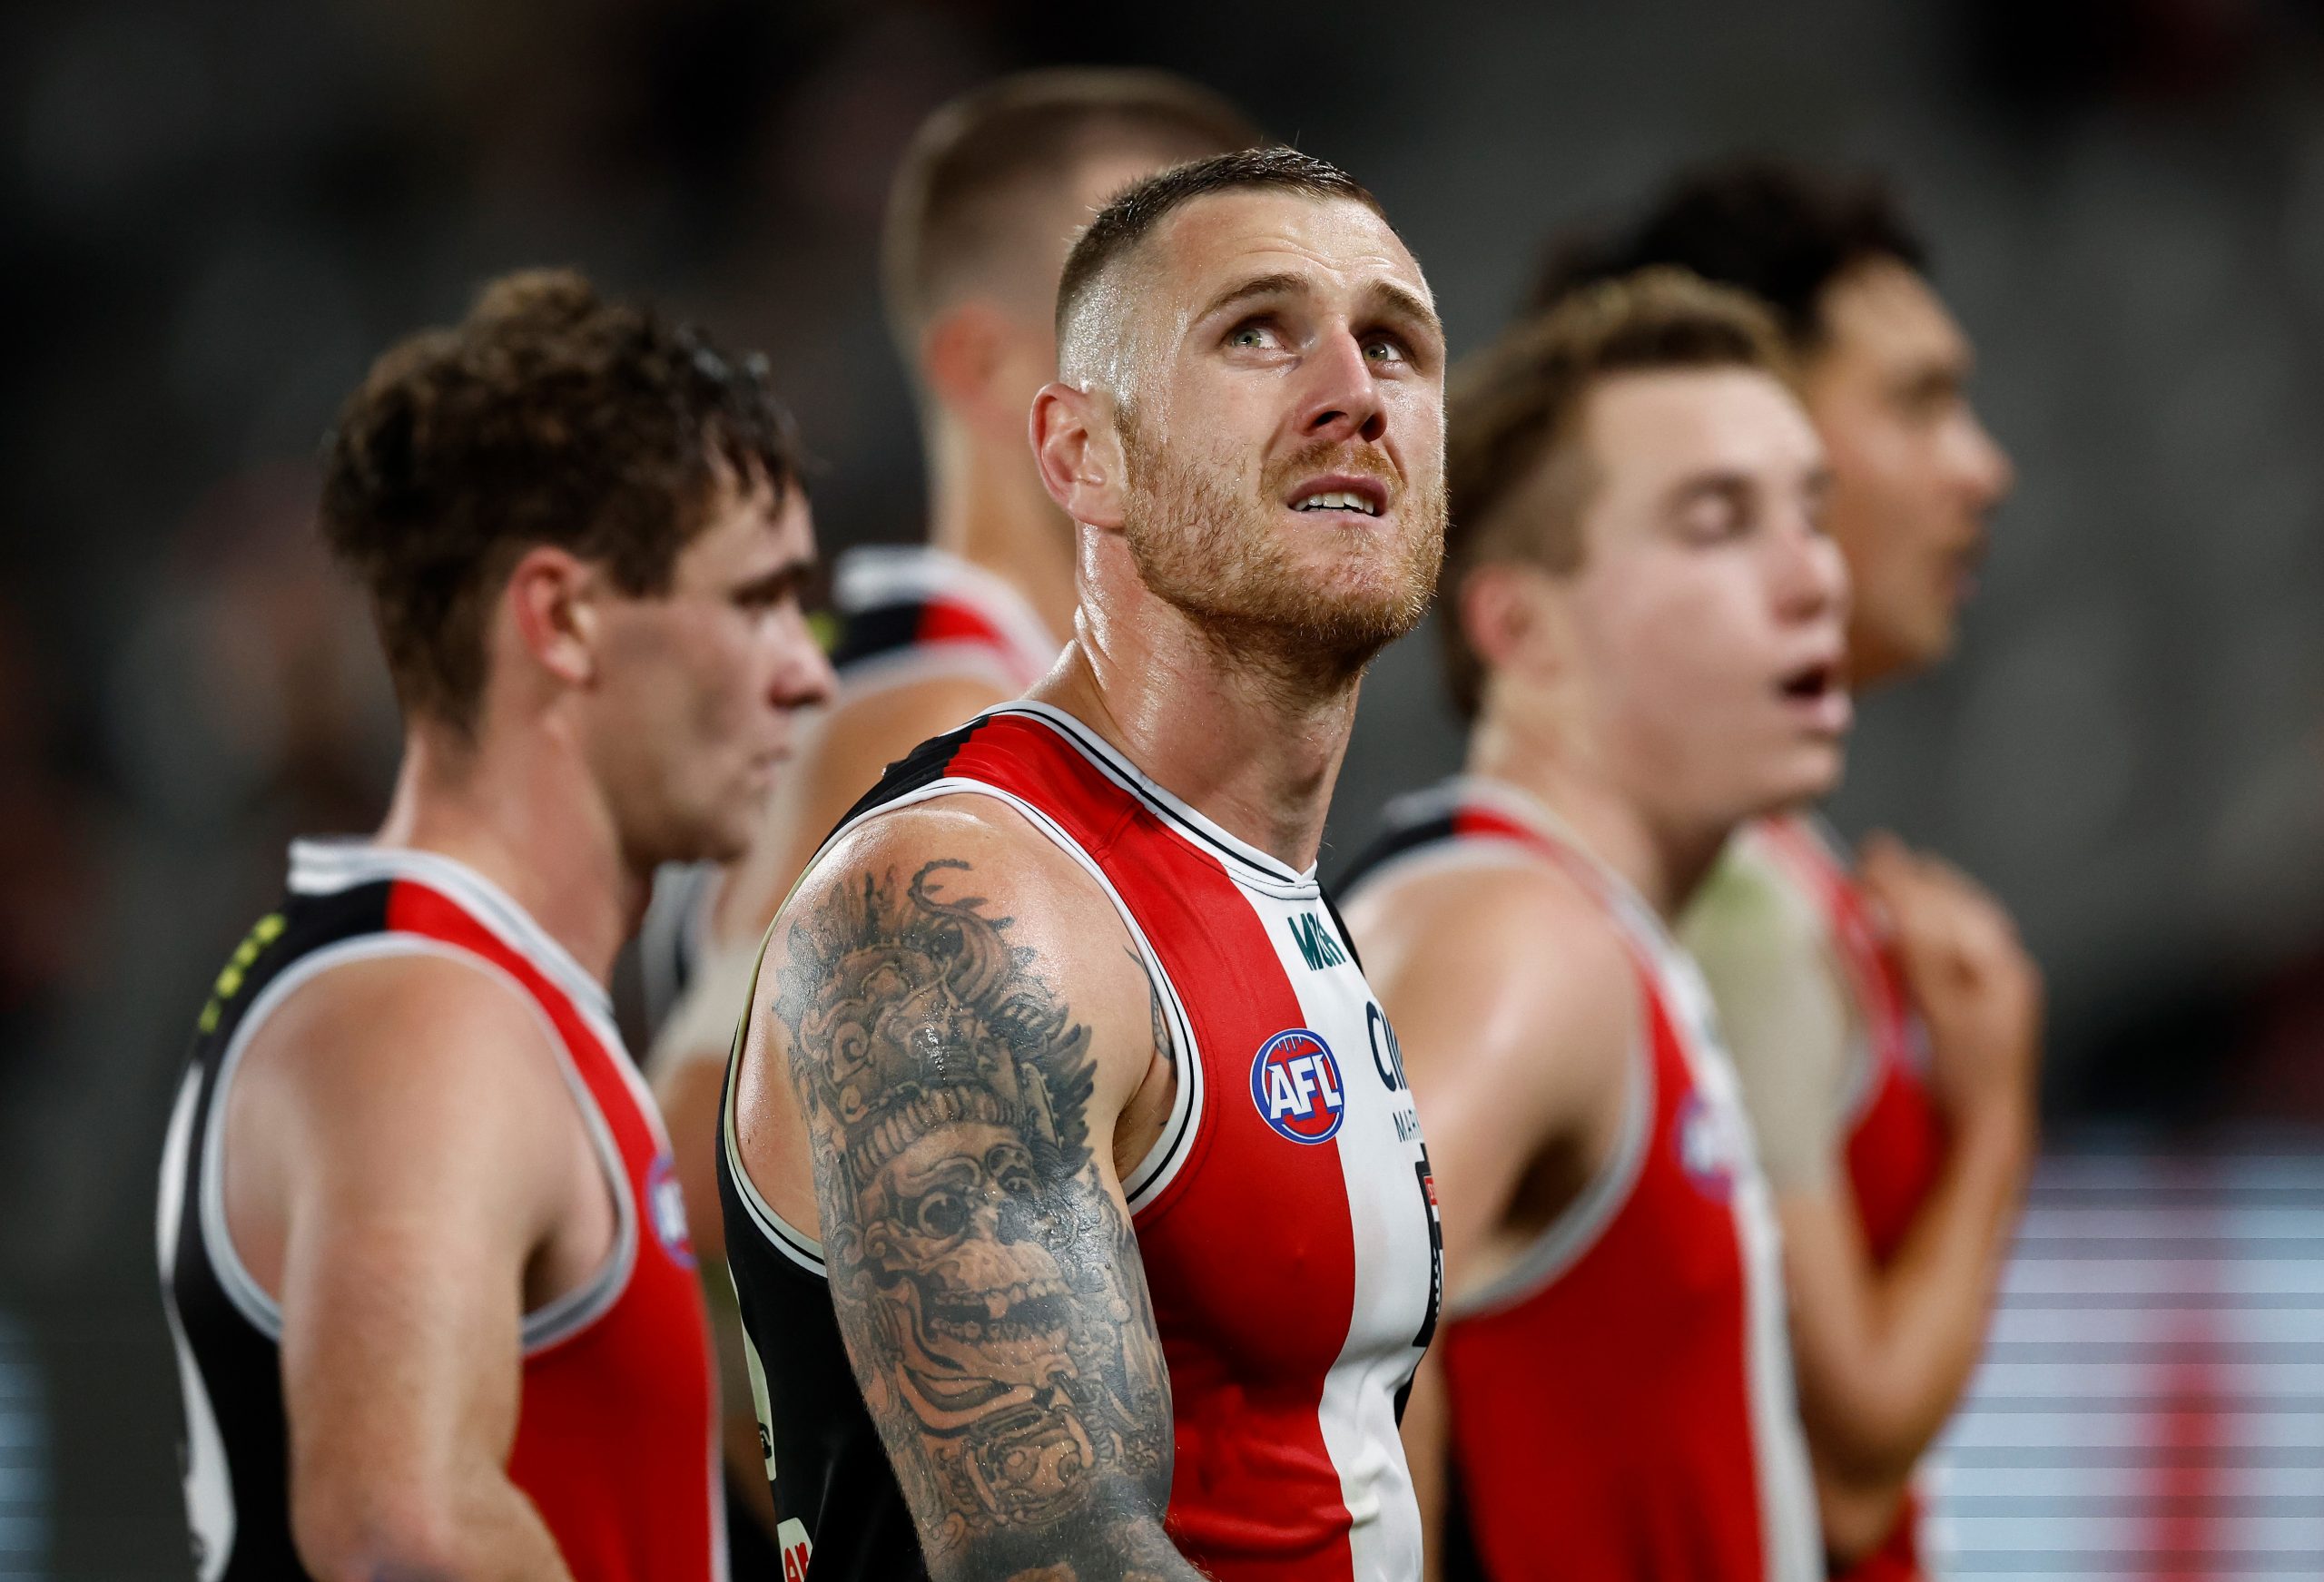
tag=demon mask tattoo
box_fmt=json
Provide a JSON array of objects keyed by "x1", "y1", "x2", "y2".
[{"x1": 776, "y1": 860, "x2": 1170, "y2": 1559}]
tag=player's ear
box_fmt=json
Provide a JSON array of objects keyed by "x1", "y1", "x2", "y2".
[
  {"x1": 504, "y1": 545, "x2": 604, "y2": 690},
  {"x1": 1030, "y1": 381, "x2": 1128, "y2": 532},
  {"x1": 920, "y1": 301, "x2": 1013, "y2": 436},
  {"x1": 1461, "y1": 562, "x2": 1571, "y2": 687}
]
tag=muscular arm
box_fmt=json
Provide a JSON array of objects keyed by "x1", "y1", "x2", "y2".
[
  {"x1": 1346, "y1": 866, "x2": 1638, "y2": 1582},
  {"x1": 763, "y1": 811, "x2": 1194, "y2": 1581},
  {"x1": 1783, "y1": 840, "x2": 2041, "y2": 1556},
  {"x1": 230, "y1": 954, "x2": 584, "y2": 1581}
]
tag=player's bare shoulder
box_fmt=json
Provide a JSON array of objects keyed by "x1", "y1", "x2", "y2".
[{"x1": 1349, "y1": 856, "x2": 1639, "y2": 1079}]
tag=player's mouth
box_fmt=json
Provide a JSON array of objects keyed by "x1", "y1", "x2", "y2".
[
  {"x1": 1776, "y1": 656, "x2": 1852, "y2": 735},
  {"x1": 1286, "y1": 474, "x2": 1390, "y2": 521}
]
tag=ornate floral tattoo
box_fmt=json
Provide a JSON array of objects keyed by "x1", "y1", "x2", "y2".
[{"x1": 775, "y1": 860, "x2": 1190, "y2": 1581}]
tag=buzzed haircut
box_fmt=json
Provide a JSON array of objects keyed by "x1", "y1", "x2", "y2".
[
  {"x1": 1531, "y1": 160, "x2": 1928, "y2": 351},
  {"x1": 321, "y1": 269, "x2": 803, "y2": 734},
  {"x1": 881, "y1": 68, "x2": 1262, "y2": 360},
  {"x1": 1442, "y1": 268, "x2": 1792, "y2": 719},
  {"x1": 1054, "y1": 146, "x2": 1389, "y2": 378}
]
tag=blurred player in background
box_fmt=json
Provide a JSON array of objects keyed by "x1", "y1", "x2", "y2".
[
  {"x1": 721, "y1": 148, "x2": 1445, "y2": 1579},
  {"x1": 637, "y1": 67, "x2": 1260, "y2": 1558},
  {"x1": 1538, "y1": 163, "x2": 2041, "y2": 1577},
  {"x1": 155, "y1": 271, "x2": 832, "y2": 1580},
  {"x1": 1341, "y1": 270, "x2": 1837, "y2": 1581}
]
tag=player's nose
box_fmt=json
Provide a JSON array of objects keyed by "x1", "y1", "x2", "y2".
[
  {"x1": 769, "y1": 614, "x2": 836, "y2": 712},
  {"x1": 1775, "y1": 516, "x2": 1849, "y2": 625},
  {"x1": 1295, "y1": 325, "x2": 1386, "y2": 446},
  {"x1": 1953, "y1": 404, "x2": 2014, "y2": 516}
]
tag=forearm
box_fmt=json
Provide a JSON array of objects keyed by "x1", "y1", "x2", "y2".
[{"x1": 1805, "y1": 1098, "x2": 2034, "y2": 1480}]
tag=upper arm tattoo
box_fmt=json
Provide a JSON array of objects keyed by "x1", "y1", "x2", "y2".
[{"x1": 775, "y1": 859, "x2": 1190, "y2": 1581}]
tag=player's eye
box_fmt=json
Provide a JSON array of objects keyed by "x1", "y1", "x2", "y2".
[
  {"x1": 1226, "y1": 319, "x2": 1280, "y2": 351},
  {"x1": 1362, "y1": 333, "x2": 1410, "y2": 368}
]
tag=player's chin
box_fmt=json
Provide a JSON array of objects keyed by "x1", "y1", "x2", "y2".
[{"x1": 1761, "y1": 737, "x2": 1846, "y2": 811}]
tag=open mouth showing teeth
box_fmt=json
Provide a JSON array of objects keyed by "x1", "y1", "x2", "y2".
[{"x1": 1293, "y1": 489, "x2": 1381, "y2": 516}]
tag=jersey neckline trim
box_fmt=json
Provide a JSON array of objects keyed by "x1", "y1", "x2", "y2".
[
  {"x1": 992, "y1": 702, "x2": 1317, "y2": 891},
  {"x1": 288, "y1": 839, "x2": 612, "y2": 1019}
]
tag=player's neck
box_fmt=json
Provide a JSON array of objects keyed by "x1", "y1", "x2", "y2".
[
  {"x1": 1038, "y1": 575, "x2": 1360, "y2": 874},
  {"x1": 372, "y1": 713, "x2": 640, "y2": 985},
  {"x1": 1466, "y1": 707, "x2": 1729, "y2": 919},
  {"x1": 926, "y1": 419, "x2": 1078, "y2": 643}
]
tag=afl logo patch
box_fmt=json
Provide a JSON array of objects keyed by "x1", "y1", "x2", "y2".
[
  {"x1": 645, "y1": 1153, "x2": 696, "y2": 1268},
  {"x1": 1251, "y1": 1028, "x2": 1346, "y2": 1145}
]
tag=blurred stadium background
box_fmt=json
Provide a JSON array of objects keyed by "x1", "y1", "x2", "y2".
[{"x1": 4, "y1": 0, "x2": 2323, "y2": 1574}]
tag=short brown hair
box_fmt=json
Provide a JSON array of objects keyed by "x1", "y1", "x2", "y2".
[
  {"x1": 320, "y1": 269, "x2": 803, "y2": 732},
  {"x1": 1055, "y1": 145, "x2": 1388, "y2": 367},
  {"x1": 1442, "y1": 267, "x2": 1792, "y2": 719},
  {"x1": 881, "y1": 69, "x2": 1261, "y2": 360}
]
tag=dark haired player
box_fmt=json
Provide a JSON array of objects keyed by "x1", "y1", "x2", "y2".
[
  {"x1": 1340, "y1": 270, "x2": 1831, "y2": 1581},
  {"x1": 1541, "y1": 164, "x2": 2040, "y2": 1579},
  {"x1": 155, "y1": 271, "x2": 833, "y2": 1580},
  {"x1": 638, "y1": 71, "x2": 1259, "y2": 1547},
  {"x1": 721, "y1": 148, "x2": 1445, "y2": 1581}
]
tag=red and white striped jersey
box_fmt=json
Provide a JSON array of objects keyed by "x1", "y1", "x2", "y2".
[
  {"x1": 157, "y1": 840, "x2": 723, "y2": 1582},
  {"x1": 1735, "y1": 813, "x2": 1949, "y2": 1580},
  {"x1": 719, "y1": 703, "x2": 1442, "y2": 1581},
  {"x1": 1340, "y1": 778, "x2": 1818, "y2": 1582}
]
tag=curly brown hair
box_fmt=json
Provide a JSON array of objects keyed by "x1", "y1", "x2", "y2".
[
  {"x1": 320, "y1": 269, "x2": 804, "y2": 733},
  {"x1": 1443, "y1": 267, "x2": 1792, "y2": 720}
]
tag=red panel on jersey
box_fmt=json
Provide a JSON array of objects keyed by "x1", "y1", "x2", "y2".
[
  {"x1": 915, "y1": 596, "x2": 1014, "y2": 655},
  {"x1": 940, "y1": 713, "x2": 1365, "y2": 1581},
  {"x1": 1407, "y1": 801, "x2": 1782, "y2": 1579},
  {"x1": 385, "y1": 882, "x2": 717, "y2": 1582}
]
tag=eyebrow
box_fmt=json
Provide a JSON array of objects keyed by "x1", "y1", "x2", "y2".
[
  {"x1": 1196, "y1": 271, "x2": 1309, "y2": 321},
  {"x1": 1195, "y1": 271, "x2": 1444, "y2": 342}
]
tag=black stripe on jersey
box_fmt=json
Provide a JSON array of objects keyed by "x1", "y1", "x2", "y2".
[
  {"x1": 1335, "y1": 810, "x2": 1462, "y2": 896},
  {"x1": 826, "y1": 598, "x2": 927, "y2": 676},
  {"x1": 165, "y1": 879, "x2": 398, "y2": 1582},
  {"x1": 827, "y1": 715, "x2": 988, "y2": 840}
]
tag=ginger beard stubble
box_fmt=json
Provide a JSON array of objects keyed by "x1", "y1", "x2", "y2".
[{"x1": 1116, "y1": 403, "x2": 1446, "y2": 680}]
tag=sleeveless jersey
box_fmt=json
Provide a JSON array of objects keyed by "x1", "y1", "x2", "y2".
[
  {"x1": 156, "y1": 840, "x2": 722, "y2": 1582},
  {"x1": 640, "y1": 545, "x2": 1061, "y2": 1031},
  {"x1": 1738, "y1": 814, "x2": 1949, "y2": 1581},
  {"x1": 718, "y1": 702, "x2": 1442, "y2": 1581},
  {"x1": 1339, "y1": 779, "x2": 1818, "y2": 1582}
]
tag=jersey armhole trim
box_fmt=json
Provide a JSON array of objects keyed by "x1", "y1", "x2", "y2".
[
  {"x1": 1443, "y1": 991, "x2": 1656, "y2": 1322},
  {"x1": 722, "y1": 1030, "x2": 827, "y2": 1275},
  {"x1": 193, "y1": 935, "x2": 638, "y2": 1354}
]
